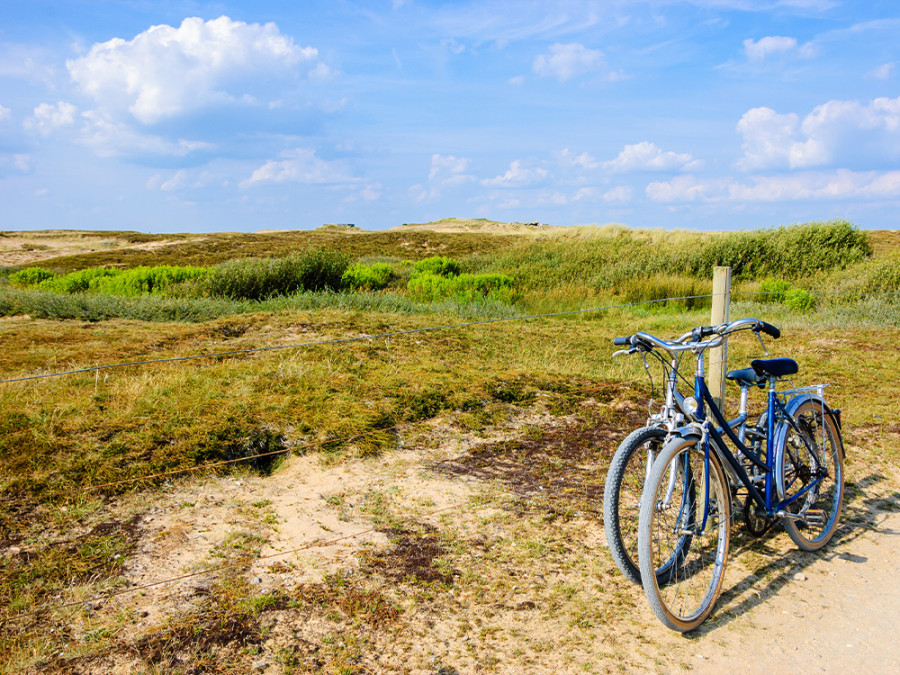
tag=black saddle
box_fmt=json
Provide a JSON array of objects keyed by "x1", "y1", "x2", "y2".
[
  {"x1": 750, "y1": 358, "x2": 799, "y2": 379},
  {"x1": 726, "y1": 367, "x2": 766, "y2": 388}
]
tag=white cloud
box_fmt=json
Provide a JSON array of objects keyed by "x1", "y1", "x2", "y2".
[
  {"x1": 743, "y1": 36, "x2": 795, "y2": 61},
  {"x1": 429, "y1": 154, "x2": 472, "y2": 183},
  {"x1": 240, "y1": 148, "x2": 357, "y2": 188},
  {"x1": 411, "y1": 154, "x2": 475, "y2": 202},
  {"x1": 647, "y1": 170, "x2": 900, "y2": 203},
  {"x1": 737, "y1": 97, "x2": 900, "y2": 170},
  {"x1": 482, "y1": 160, "x2": 549, "y2": 187},
  {"x1": 533, "y1": 43, "x2": 605, "y2": 82},
  {"x1": 556, "y1": 148, "x2": 599, "y2": 169},
  {"x1": 23, "y1": 101, "x2": 77, "y2": 136},
  {"x1": 67, "y1": 16, "x2": 321, "y2": 124},
  {"x1": 866, "y1": 62, "x2": 895, "y2": 81},
  {"x1": 0, "y1": 153, "x2": 33, "y2": 176},
  {"x1": 602, "y1": 186, "x2": 633, "y2": 202},
  {"x1": 603, "y1": 142, "x2": 699, "y2": 172},
  {"x1": 0, "y1": 105, "x2": 11, "y2": 122},
  {"x1": 78, "y1": 111, "x2": 211, "y2": 157},
  {"x1": 508, "y1": 75, "x2": 526, "y2": 86}
]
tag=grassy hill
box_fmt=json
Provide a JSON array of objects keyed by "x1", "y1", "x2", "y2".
[{"x1": 0, "y1": 219, "x2": 898, "y2": 672}]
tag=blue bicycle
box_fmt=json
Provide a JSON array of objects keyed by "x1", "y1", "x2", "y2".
[
  {"x1": 634, "y1": 318, "x2": 844, "y2": 631},
  {"x1": 604, "y1": 328, "x2": 768, "y2": 585}
]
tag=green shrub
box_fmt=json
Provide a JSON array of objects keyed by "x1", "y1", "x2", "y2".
[
  {"x1": 9, "y1": 267, "x2": 56, "y2": 287},
  {"x1": 413, "y1": 256, "x2": 461, "y2": 277},
  {"x1": 758, "y1": 278, "x2": 791, "y2": 303},
  {"x1": 202, "y1": 251, "x2": 349, "y2": 300},
  {"x1": 451, "y1": 273, "x2": 515, "y2": 303},
  {"x1": 407, "y1": 271, "x2": 515, "y2": 304},
  {"x1": 341, "y1": 263, "x2": 394, "y2": 291},
  {"x1": 784, "y1": 288, "x2": 817, "y2": 312},
  {"x1": 39, "y1": 268, "x2": 118, "y2": 293},
  {"x1": 407, "y1": 272, "x2": 454, "y2": 302},
  {"x1": 91, "y1": 265, "x2": 209, "y2": 296}
]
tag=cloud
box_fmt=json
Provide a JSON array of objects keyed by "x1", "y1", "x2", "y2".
[
  {"x1": 482, "y1": 160, "x2": 549, "y2": 187},
  {"x1": 646, "y1": 170, "x2": 900, "y2": 203},
  {"x1": 602, "y1": 186, "x2": 633, "y2": 202},
  {"x1": 67, "y1": 16, "x2": 322, "y2": 124},
  {"x1": 78, "y1": 111, "x2": 211, "y2": 158},
  {"x1": 0, "y1": 153, "x2": 33, "y2": 177},
  {"x1": 429, "y1": 154, "x2": 473, "y2": 184},
  {"x1": 532, "y1": 43, "x2": 605, "y2": 82},
  {"x1": 743, "y1": 36, "x2": 794, "y2": 61},
  {"x1": 556, "y1": 148, "x2": 599, "y2": 170},
  {"x1": 23, "y1": 101, "x2": 77, "y2": 136},
  {"x1": 737, "y1": 96, "x2": 900, "y2": 170},
  {"x1": 602, "y1": 142, "x2": 700, "y2": 172},
  {"x1": 0, "y1": 105, "x2": 11, "y2": 122},
  {"x1": 866, "y1": 62, "x2": 895, "y2": 81},
  {"x1": 240, "y1": 148, "x2": 357, "y2": 188}
]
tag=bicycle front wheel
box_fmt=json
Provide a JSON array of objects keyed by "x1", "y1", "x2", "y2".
[
  {"x1": 776, "y1": 398, "x2": 844, "y2": 551},
  {"x1": 638, "y1": 435, "x2": 731, "y2": 632},
  {"x1": 603, "y1": 426, "x2": 667, "y2": 584}
]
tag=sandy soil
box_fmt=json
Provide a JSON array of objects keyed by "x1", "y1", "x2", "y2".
[
  {"x1": 77, "y1": 411, "x2": 899, "y2": 674},
  {"x1": 0, "y1": 231, "x2": 199, "y2": 267}
]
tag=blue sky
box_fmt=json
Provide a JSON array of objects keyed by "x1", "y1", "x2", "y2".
[{"x1": 1, "y1": 1, "x2": 898, "y2": 233}]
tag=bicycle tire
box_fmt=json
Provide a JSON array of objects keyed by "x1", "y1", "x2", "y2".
[
  {"x1": 638, "y1": 435, "x2": 731, "y2": 632},
  {"x1": 776, "y1": 399, "x2": 844, "y2": 551},
  {"x1": 603, "y1": 426, "x2": 667, "y2": 584}
]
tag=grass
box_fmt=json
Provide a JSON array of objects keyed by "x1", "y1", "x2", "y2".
[{"x1": 0, "y1": 220, "x2": 898, "y2": 672}]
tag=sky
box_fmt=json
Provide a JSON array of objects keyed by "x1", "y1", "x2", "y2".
[{"x1": 1, "y1": 1, "x2": 899, "y2": 233}]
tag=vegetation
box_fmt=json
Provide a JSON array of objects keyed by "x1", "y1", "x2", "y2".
[{"x1": 0, "y1": 219, "x2": 897, "y2": 672}]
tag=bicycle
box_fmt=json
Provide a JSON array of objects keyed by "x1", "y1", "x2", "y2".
[
  {"x1": 635, "y1": 318, "x2": 844, "y2": 631},
  {"x1": 604, "y1": 328, "x2": 768, "y2": 585}
]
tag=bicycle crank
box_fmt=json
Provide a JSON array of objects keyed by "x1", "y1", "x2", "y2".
[{"x1": 743, "y1": 493, "x2": 772, "y2": 537}]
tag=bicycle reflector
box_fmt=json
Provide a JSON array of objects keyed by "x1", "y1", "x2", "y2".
[{"x1": 682, "y1": 396, "x2": 699, "y2": 416}]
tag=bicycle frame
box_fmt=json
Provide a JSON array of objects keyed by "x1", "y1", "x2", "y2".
[{"x1": 687, "y1": 354, "x2": 828, "y2": 529}]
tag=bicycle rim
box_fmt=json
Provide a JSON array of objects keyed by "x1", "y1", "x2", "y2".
[
  {"x1": 603, "y1": 426, "x2": 667, "y2": 584},
  {"x1": 777, "y1": 399, "x2": 844, "y2": 551},
  {"x1": 638, "y1": 436, "x2": 731, "y2": 632}
]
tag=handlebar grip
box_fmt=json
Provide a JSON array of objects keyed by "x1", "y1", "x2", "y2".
[
  {"x1": 692, "y1": 326, "x2": 717, "y2": 341},
  {"x1": 756, "y1": 321, "x2": 781, "y2": 339},
  {"x1": 613, "y1": 337, "x2": 630, "y2": 346}
]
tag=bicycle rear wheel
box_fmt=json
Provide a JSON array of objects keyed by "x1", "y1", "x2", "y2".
[
  {"x1": 604, "y1": 426, "x2": 667, "y2": 584},
  {"x1": 776, "y1": 399, "x2": 844, "y2": 551},
  {"x1": 638, "y1": 435, "x2": 731, "y2": 632}
]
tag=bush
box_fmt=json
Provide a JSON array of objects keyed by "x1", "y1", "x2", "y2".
[
  {"x1": 202, "y1": 251, "x2": 349, "y2": 300},
  {"x1": 757, "y1": 278, "x2": 816, "y2": 311},
  {"x1": 91, "y1": 265, "x2": 209, "y2": 296},
  {"x1": 341, "y1": 263, "x2": 394, "y2": 291},
  {"x1": 39, "y1": 268, "x2": 118, "y2": 293},
  {"x1": 407, "y1": 272, "x2": 515, "y2": 304},
  {"x1": 413, "y1": 256, "x2": 461, "y2": 277},
  {"x1": 784, "y1": 288, "x2": 817, "y2": 312},
  {"x1": 407, "y1": 272, "x2": 454, "y2": 302},
  {"x1": 758, "y1": 278, "x2": 791, "y2": 303},
  {"x1": 9, "y1": 267, "x2": 55, "y2": 287}
]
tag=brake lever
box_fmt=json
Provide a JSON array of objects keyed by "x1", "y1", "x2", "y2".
[{"x1": 754, "y1": 330, "x2": 770, "y2": 356}]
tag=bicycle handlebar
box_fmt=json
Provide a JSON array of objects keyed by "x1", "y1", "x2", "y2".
[{"x1": 612, "y1": 318, "x2": 780, "y2": 358}]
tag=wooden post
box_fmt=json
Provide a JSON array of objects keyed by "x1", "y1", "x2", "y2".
[{"x1": 709, "y1": 266, "x2": 732, "y2": 411}]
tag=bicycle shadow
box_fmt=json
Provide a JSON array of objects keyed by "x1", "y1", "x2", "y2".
[{"x1": 682, "y1": 471, "x2": 900, "y2": 638}]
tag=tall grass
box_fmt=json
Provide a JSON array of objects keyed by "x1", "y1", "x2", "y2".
[
  {"x1": 477, "y1": 220, "x2": 872, "y2": 293},
  {"x1": 201, "y1": 251, "x2": 348, "y2": 300}
]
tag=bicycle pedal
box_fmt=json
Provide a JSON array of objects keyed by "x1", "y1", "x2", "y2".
[{"x1": 804, "y1": 509, "x2": 826, "y2": 527}]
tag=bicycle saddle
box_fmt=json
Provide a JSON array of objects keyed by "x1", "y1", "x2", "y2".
[
  {"x1": 726, "y1": 367, "x2": 766, "y2": 388},
  {"x1": 750, "y1": 358, "x2": 799, "y2": 378}
]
